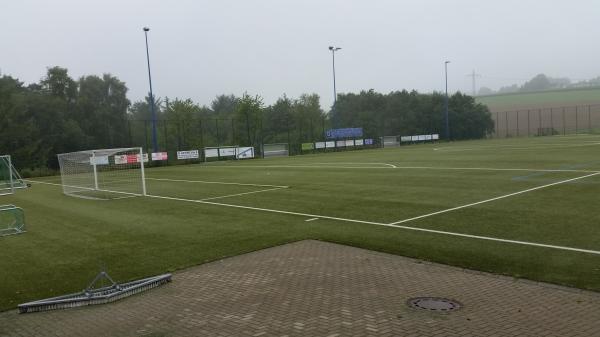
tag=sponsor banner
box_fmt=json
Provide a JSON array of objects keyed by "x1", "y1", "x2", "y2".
[
  {"x1": 325, "y1": 127, "x2": 363, "y2": 139},
  {"x1": 364, "y1": 138, "x2": 374, "y2": 145},
  {"x1": 411, "y1": 135, "x2": 419, "y2": 141},
  {"x1": 237, "y1": 147, "x2": 255, "y2": 159},
  {"x1": 355, "y1": 139, "x2": 364, "y2": 146},
  {"x1": 114, "y1": 154, "x2": 148, "y2": 164},
  {"x1": 90, "y1": 156, "x2": 109, "y2": 166},
  {"x1": 177, "y1": 150, "x2": 199, "y2": 160},
  {"x1": 151, "y1": 152, "x2": 168, "y2": 161},
  {"x1": 315, "y1": 142, "x2": 326, "y2": 149},
  {"x1": 114, "y1": 155, "x2": 127, "y2": 165},
  {"x1": 400, "y1": 136, "x2": 412, "y2": 142},
  {"x1": 336, "y1": 140, "x2": 346, "y2": 147},
  {"x1": 325, "y1": 141, "x2": 336, "y2": 148},
  {"x1": 345, "y1": 139, "x2": 355, "y2": 147},
  {"x1": 219, "y1": 147, "x2": 237, "y2": 157},
  {"x1": 432, "y1": 134, "x2": 440, "y2": 140},
  {"x1": 418, "y1": 135, "x2": 426, "y2": 141},
  {"x1": 301, "y1": 143, "x2": 314, "y2": 151},
  {"x1": 205, "y1": 148, "x2": 219, "y2": 158},
  {"x1": 425, "y1": 135, "x2": 432, "y2": 140}
]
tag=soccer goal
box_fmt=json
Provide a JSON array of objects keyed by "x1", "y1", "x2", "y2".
[
  {"x1": 57, "y1": 148, "x2": 147, "y2": 200},
  {"x1": 0, "y1": 204, "x2": 25, "y2": 236},
  {"x1": 382, "y1": 136, "x2": 400, "y2": 147},
  {"x1": 262, "y1": 143, "x2": 289, "y2": 158}
]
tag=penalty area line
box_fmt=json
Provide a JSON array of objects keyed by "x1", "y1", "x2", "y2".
[
  {"x1": 26, "y1": 178, "x2": 600, "y2": 256},
  {"x1": 146, "y1": 177, "x2": 289, "y2": 188},
  {"x1": 145, "y1": 193, "x2": 600, "y2": 256},
  {"x1": 388, "y1": 172, "x2": 600, "y2": 226}
]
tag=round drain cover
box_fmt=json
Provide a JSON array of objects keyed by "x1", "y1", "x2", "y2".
[{"x1": 407, "y1": 297, "x2": 462, "y2": 312}]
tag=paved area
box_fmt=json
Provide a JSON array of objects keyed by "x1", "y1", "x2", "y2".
[{"x1": 1, "y1": 240, "x2": 599, "y2": 336}]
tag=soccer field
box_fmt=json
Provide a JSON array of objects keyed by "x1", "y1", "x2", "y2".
[{"x1": 2, "y1": 135, "x2": 600, "y2": 311}]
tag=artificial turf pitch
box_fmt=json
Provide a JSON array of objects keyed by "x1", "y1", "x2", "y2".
[{"x1": 1, "y1": 134, "x2": 599, "y2": 311}]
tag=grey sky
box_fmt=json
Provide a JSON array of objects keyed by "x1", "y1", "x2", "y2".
[{"x1": 2, "y1": 0, "x2": 598, "y2": 109}]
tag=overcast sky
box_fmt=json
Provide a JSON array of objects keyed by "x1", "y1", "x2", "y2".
[{"x1": 2, "y1": 0, "x2": 598, "y2": 109}]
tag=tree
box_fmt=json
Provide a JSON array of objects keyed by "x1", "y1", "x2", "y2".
[
  {"x1": 235, "y1": 93, "x2": 263, "y2": 146},
  {"x1": 520, "y1": 74, "x2": 551, "y2": 92}
]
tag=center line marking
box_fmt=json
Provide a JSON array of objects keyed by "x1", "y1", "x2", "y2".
[{"x1": 305, "y1": 217, "x2": 319, "y2": 222}]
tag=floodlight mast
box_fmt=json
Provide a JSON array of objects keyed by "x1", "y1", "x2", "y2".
[
  {"x1": 444, "y1": 60, "x2": 451, "y2": 141},
  {"x1": 143, "y1": 27, "x2": 158, "y2": 153},
  {"x1": 329, "y1": 46, "x2": 342, "y2": 128}
]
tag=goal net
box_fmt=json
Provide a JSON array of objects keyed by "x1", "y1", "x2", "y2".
[
  {"x1": 57, "y1": 148, "x2": 147, "y2": 200},
  {"x1": 262, "y1": 143, "x2": 289, "y2": 158},
  {"x1": 0, "y1": 204, "x2": 25, "y2": 236}
]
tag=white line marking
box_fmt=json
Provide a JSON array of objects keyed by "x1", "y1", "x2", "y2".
[
  {"x1": 388, "y1": 172, "x2": 600, "y2": 225},
  {"x1": 143, "y1": 194, "x2": 600, "y2": 256},
  {"x1": 206, "y1": 164, "x2": 599, "y2": 173},
  {"x1": 24, "y1": 180, "x2": 143, "y2": 198},
  {"x1": 391, "y1": 166, "x2": 599, "y2": 174},
  {"x1": 200, "y1": 186, "x2": 288, "y2": 201},
  {"x1": 147, "y1": 177, "x2": 288, "y2": 188},
  {"x1": 433, "y1": 142, "x2": 600, "y2": 152},
  {"x1": 26, "y1": 176, "x2": 600, "y2": 255},
  {"x1": 305, "y1": 217, "x2": 319, "y2": 222}
]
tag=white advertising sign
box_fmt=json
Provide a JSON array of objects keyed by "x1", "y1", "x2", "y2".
[
  {"x1": 345, "y1": 139, "x2": 355, "y2": 147},
  {"x1": 355, "y1": 139, "x2": 364, "y2": 146},
  {"x1": 336, "y1": 140, "x2": 346, "y2": 147},
  {"x1": 151, "y1": 152, "x2": 168, "y2": 161},
  {"x1": 177, "y1": 150, "x2": 199, "y2": 160},
  {"x1": 205, "y1": 148, "x2": 219, "y2": 158},
  {"x1": 90, "y1": 156, "x2": 109, "y2": 166},
  {"x1": 400, "y1": 136, "x2": 412, "y2": 142},
  {"x1": 219, "y1": 147, "x2": 237, "y2": 157},
  {"x1": 237, "y1": 147, "x2": 255, "y2": 159},
  {"x1": 325, "y1": 141, "x2": 336, "y2": 148},
  {"x1": 315, "y1": 142, "x2": 326, "y2": 149},
  {"x1": 432, "y1": 134, "x2": 440, "y2": 140}
]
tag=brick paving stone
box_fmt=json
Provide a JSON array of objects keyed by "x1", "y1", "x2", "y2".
[{"x1": 1, "y1": 240, "x2": 599, "y2": 336}]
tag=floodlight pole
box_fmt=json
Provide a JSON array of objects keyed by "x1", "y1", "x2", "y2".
[
  {"x1": 444, "y1": 60, "x2": 451, "y2": 141},
  {"x1": 329, "y1": 46, "x2": 341, "y2": 128},
  {"x1": 143, "y1": 27, "x2": 158, "y2": 153}
]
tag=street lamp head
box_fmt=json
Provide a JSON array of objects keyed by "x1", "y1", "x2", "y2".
[
  {"x1": 445, "y1": 60, "x2": 450, "y2": 64},
  {"x1": 143, "y1": 27, "x2": 150, "y2": 32},
  {"x1": 329, "y1": 46, "x2": 334, "y2": 50}
]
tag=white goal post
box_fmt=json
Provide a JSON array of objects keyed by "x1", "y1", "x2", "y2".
[
  {"x1": 57, "y1": 148, "x2": 147, "y2": 200},
  {"x1": 0, "y1": 155, "x2": 26, "y2": 196}
]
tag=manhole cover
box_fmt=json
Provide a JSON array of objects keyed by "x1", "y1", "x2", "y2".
[{"x1": 407, "y1": 297, "x2": 462, "y2": 312}]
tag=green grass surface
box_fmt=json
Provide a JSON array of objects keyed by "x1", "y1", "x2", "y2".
[
  {"x1": 2, "y1": 135, "x2": 600, "y2": 311},
  {"x1": 476, "y1": 87, "x2": 600, "y2": 111}
]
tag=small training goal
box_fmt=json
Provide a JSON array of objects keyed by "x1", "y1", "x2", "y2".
[
  {"x1": 57, "y1": 148, "x2": 147, "y2": 200},
  {"x1": 1, "y1": 155, "x2": 27, "y2": 236}
]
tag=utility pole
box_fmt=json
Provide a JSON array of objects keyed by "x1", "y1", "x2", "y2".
[
  {"x1": 328, "y1": 46, "x2": 341, "y2": 128},
  {"x1": 466, "y1": 70, "x2": 481, "y2": 96}
]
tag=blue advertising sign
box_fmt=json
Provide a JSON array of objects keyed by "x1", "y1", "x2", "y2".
[
  {"x1": 364, "y1": 138, "x2": 374, "y2": 145},
  {"x1": 325, "y1": 128, "x2": 363, "y2": 139}
]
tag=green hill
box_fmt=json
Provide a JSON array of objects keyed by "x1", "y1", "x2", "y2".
[{"x1": 476, "y1": 87, "x2": 600, "y2": 112}]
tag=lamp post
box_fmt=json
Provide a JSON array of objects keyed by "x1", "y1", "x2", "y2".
[
  {"x1": 444, "y1": 60, "x2": 450, "y2": 141},
  {"x1": 329, "y1": 46, "x2": 341, "y2": 128},
  {"x1": 143, "y1": 27, "x2": 158, "y2": 152}
]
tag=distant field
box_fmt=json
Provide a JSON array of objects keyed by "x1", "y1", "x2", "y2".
[
  {"x1": 2, "y1": 136, "x2": 600, "y2": 312},
  {"x1": 476, "y1": 87, "x2": 600, "y2": 112}
]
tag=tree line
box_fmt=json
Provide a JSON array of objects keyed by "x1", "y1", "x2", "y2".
[{"x1": 0, "y1": 67, "x2": 493, "y2": 174}]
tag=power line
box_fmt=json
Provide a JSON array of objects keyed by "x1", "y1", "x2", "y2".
[{"x1": 466, "y1": 70, "x2": 481, "y2": 96}]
